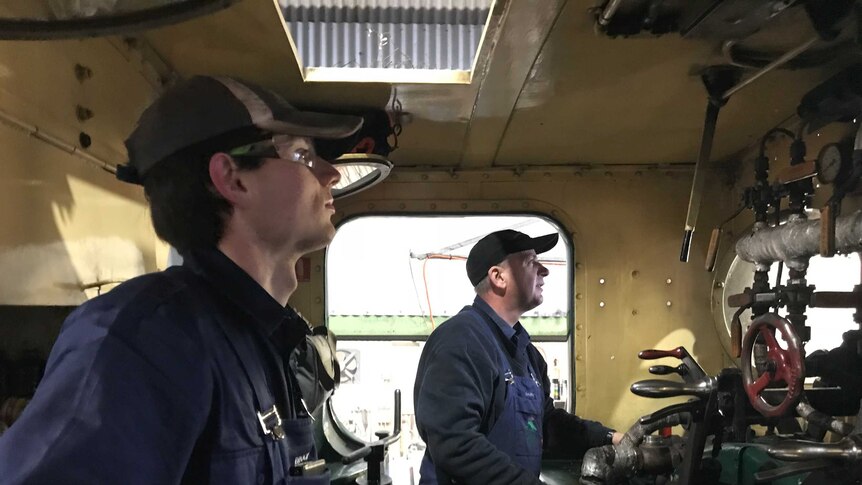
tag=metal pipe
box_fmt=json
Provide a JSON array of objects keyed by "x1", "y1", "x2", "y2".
[
  {"x1": 580, "y1": 412, "x2": 689, "y2": 484},
  {"x1": 735, "y1": 211, "x2": 862, "y2": 270},
  {"x1": 722, "y1": 36, "x2": 819, "y2": 101},
  {"x1": 797, "y1": 400, "x2": 854, "y2": 437},
  {"x1": 0, "y1": 107, "x2": 116, "y2": 174},
  {"x1": 598, "y1": 0, "x2": 624, "y2": 26},
  {"x1": 768, "y1": 435, "x2": 862, "y2": 461}
]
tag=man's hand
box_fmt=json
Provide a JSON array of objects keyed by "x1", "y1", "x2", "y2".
[{"x1": 612, "y1": 432, "x2": 624, "y2": 445}]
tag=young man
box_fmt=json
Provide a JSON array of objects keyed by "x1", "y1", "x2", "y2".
[
  {"x1": 0, "y1": 76, "x2": 361, "y2": 484},
  {"x1": 414, "y1": 229, "x2": 624, "y2": 484}
]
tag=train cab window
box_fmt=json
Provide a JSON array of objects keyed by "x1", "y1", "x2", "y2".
[
  {"x1": 326, "y1": 215, "x2": 572, "y2": 482},
  {"x1": 718, "y1": 252, "x2": 861, "y2": 356}
]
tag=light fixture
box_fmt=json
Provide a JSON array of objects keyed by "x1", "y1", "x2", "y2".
[
  {"x1": 331, "y1": 153, "x2": 393, "y2": 200},
  {"x1": 0, "y1": 0, "x2": 237, "y2": 40}
]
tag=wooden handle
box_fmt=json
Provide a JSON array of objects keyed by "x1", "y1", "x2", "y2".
[
  {"x1": 820, "y1": 204, "x2": 835, "y2": 257},
  {"x1": 776, "y1": 161, "x2": 817, "y2": 184},
  {"x1": 638, "y1": 347, "x2": 685, "y2": 360},
  {"x1": 705, "y1": 228, "x2": 721, "y2": 272}
]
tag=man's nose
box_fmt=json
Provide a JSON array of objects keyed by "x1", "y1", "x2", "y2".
[
  {"x1": 538, "y1": 263, "x2": 549, "y2": 276},
  {"x1": 317, "y1": 158, "x2": 342, "y2": 187}
]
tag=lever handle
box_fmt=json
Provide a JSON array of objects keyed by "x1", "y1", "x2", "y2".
[
  {"x1": 630, "y1": 378, "x2": 715, "y2": 399},
  {"x1": 639, "y1": 401, "x2": 698, "y2": 426},
  {"x1": 705, "y1": 228, "x2": 721, "y2": 272},
  {"x1": 649, "y1": 364, "x2": 688, "y2": 376},
  {"x1": 768, "y1": 436, "x2": 862, "y2": 462},
  {"x1": 639, "y1": 348, "x2": 685, "y2": 360}
]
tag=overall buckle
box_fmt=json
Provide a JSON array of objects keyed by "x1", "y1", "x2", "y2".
[{"x1": 257, "y1": 405, "x2": 286, "y2": 441}]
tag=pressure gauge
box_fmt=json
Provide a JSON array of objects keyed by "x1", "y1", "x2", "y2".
[{"x1": 815, "y1": 143, "x2": 844, "y2": 184}]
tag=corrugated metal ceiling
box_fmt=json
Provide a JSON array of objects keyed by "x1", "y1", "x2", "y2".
[{"x1": 280, "y1": 0, "x2": 492, "y2": 70}]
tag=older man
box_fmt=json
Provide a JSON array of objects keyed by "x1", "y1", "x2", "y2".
[
  {"x1": 0, "y1": 76, "x2": 361, "y2": 484},
  {"x1": 415, "y1": 229, "x2": 623, "y2": 484}
]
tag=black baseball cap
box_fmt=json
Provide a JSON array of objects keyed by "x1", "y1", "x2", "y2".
[
  {"x1": 466, "y1": 230, "x2": 559, "y2": 286},
  {"x1": 118, "y1": 75, "x2": 364, "y2": 184}
]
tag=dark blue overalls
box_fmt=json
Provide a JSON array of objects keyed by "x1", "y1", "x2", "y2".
[
  {"x1": 211, "y1": 279, "x2": 329, "y2": 485},
  {"x1": 419, "y1": 307, "x2": 545, "y2": 483}
]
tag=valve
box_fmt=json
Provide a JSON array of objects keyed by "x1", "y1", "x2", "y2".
[{"x1": 741, "y1": 313, "x2": 805, "y2": 417}]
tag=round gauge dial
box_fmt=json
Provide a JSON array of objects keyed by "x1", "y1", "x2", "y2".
[{"x1": 816, "y1": 143, "x2": 843, "y2": 184}]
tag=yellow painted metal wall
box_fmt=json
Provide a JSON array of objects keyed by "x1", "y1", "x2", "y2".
[
  {"x1": 0, "y1": 38, "x2": 164, "y2": 306},
  {"x1": 292, "y1": 165, "x2": 737, "y2": 431}
]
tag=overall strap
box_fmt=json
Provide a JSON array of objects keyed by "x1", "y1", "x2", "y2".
[{"x1": 172, "y1": 269, "x2": 287, "y2": 482}]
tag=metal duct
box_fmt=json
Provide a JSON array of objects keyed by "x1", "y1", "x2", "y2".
[
  {"x1": 280, "y1": 0, "x2": 491, "y2": 70},
  {"x1": 735, "y1": 211, "x2": 862, "y2": 270}
]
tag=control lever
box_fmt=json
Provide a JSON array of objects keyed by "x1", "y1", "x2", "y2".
[
  {"x1": 630, "y1": 377, "x2": 717, "y2": 399},
  {"x1": 344, "y1": 390, "x2": 402, "y2": 485},
  {"x1": 649, "y1": 364, "x2": 688, "y2": 377},
  {"x1": 638, "y1": 346, "x2": 707, "y2": 382},
  {"x1": 767, "y1": 435, "x2": 862, "y2": 461},
  {"x1": 639, "y1": 401, "x2": 699, "y2": 426}
]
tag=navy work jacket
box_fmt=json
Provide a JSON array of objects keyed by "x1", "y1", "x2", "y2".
[
  {"x1": 414, "y1": 296, "x2": 615, "y2": 484},
  {"x1": 0, "y1": 248, "x2": 314, "y2": 484}
]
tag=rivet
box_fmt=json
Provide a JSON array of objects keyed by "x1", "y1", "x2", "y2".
[
  {"x1": 575, "y1": 263, "x2": 583, "y2": 269},
  {"x1": 599, "y1": 301, "x2": 606, "y2": 308},
  {"x1": 576, "y1": 324, "x2": 583, "y2": 330},
  {"x1": 315, "y1": 297, "x2": 322, "y2": 304},
  {"x1": 631, "y1": 270, "x2": 639, "y2": 278},
  {"x1": 666, "y1": 278, "x2": 672, "y2": 284},
  {"x1": 399, "y1": 203, "x2": 406, "y2": 209},
  {"x1": 631, "y1": 309, "x2": 638, "y2": 316},
  {"x1": 577, "y1": 385, "x2": 585, "y2": 392},
  {"x1": 575, "y1": 293, "x2": 583, "y2": 300},
  {"x1": 482, "y1": 173, "x2": 490, "y2": 179},
  {"x1": 491, "y1": 202, "x2": 500, "y2": 209},
  {"x1": 604, "y1": 171, "x2": 613, "y2": 177},
  {"x1": 368, "y1": 203, "x2": 376, "y2": 209},
  {"x1": 521, "y1": 202, "x2": 529, "y2": 208},
  {"x1": 315, "y1": 265, "x2": 321, "y2": 272},
  {"x1": 716, "y1": 282, "x2": 725, "y2": 288},
  {"x1": 666, "y1": 300, "x2": 672, "y2": 307},
  {"x1": 576, "y1": 354, "x2": 583, "y2": 361},
  {"x1": 430, "y1": 203, "x2": 437, "y2": 210},
  {"x1": 599, "y1": 278, "x2": 606, "y2": 285},
  {"x1": 635, "y1": 171, "x2": 642, "y2": 176},
  {"x1": 551, "y1": 210, "x2": 558, "y2": 217},
  {"x1": 450, "y1": 172, "x2": 459, "y2": 179},
  {"x1": 461, "y1": 203, "x2": 468, "y2": 209},
  {"x1": 74, "y1": 63, "x2": 93, "y2": 82},
  {"x1": 76, "y1": 105, "x2": 93, "y2": 122},
  {"x1": 421, "y1": 174, "x2": 429, "y2": 180},
  {"x1": 610, "y1": 355, "x2": 615, "y2": 360}
]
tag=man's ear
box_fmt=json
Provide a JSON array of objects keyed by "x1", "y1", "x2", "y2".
[
  {"x1": 208, "y1": 153, "x2": 247, "y2": 204},
  {"x1": 488, "y1": 265, "x2": 507, "y2": 291}
]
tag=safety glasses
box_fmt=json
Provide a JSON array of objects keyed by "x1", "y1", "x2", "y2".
[{"x1": 227, "y1": 134, "x2": 320, "y2": 169}]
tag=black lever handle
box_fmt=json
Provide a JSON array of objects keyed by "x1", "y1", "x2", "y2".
[
  {"x1": 639, "y1": 401, "x2": 699, "y2": 426},
  {"x1": 630, "y1": 378, "x2": 716, "y2": 399},
  {"x1": 649, "y1": 364, "x2": 688, "y2": 376}
]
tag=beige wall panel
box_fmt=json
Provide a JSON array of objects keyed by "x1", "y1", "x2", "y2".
[{"x1": 0, "y1": 38, "x2": 164, "y2": 305}]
